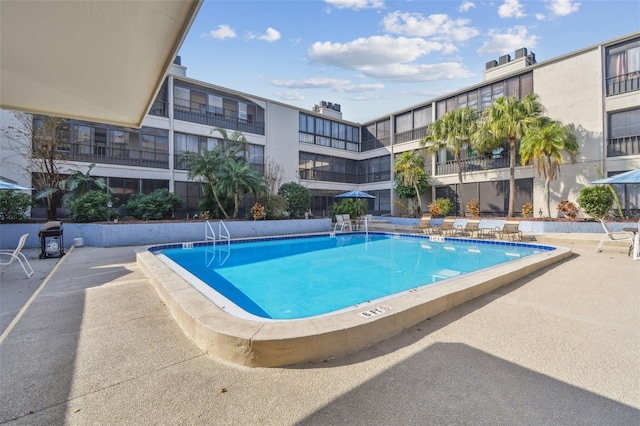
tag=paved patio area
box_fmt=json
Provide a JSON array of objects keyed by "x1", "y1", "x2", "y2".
[{"x1": 1, "y1": 235, "x2": 638, "y2": 425}]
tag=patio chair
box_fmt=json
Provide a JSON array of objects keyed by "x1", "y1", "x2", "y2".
[
  {"x1": 500, "y1": 220, "x2": 522, "y2": 241},
  {"x1": 333, "y1": 214, "x2": 352, "y2": 232},
  {"x1": 413, "y1": 215, "x2": 435, "y2": 234},
  {"x1": 0, "y1": 233, "x2": 34, "y2": 278},
  {"x1": 456, "y1": 218, "x2": 482, "y2": 238},
  {"x1": 595, "y1": 219, "x2": 634, "y2": 253},
  {"x1": 431, "y1": 217, "x2": 457, "y2": 236}
]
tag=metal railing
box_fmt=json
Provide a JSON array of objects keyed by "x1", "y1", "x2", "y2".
[
  {"x1": 173, "y1": 106, "x2": 265, "y2": 135},
  {"x1": 606, "y1": 71, "x2": 640, "y2": 96},
  {"x1": 55, "y1": 143, "x2": 169, "y2": 169},
  {"x1": 607, "y1": 135, "x2": 640, "y2": 157},
  {"x1": 435, "y1": 154, "x2": 513, "y2": 175},
  {"x1": 361, "y1": 136, "x2": 390, "y2": 152},
  {"x1": 394, "y1": 126, "x2": 429, "y2": 144}
]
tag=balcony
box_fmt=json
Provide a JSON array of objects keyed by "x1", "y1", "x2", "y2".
[
  {"x1": 173, "y1": 106, "x2": 265, "y2": 135},
  {"x1": 148, "y1": 101, "x2": 169, "y2": 117},
  {"x1": 56, "y1": 143, "x2": 169, "y2": 169},
  {"x1": 435, "y1": 153, "x2": 513, "y2": 175},
  {"x1": 361, "y1": 136, "x2": 390, "y2": 152},
  {"x1": 298, "y1": 169, "x2": 390, "y2": 184},
  {"x1": 608, "y1": 135, "x2": 640, "y2": 157},
  {"x1": 606, "y1": 71, "x2": 640, "y2": 96},
  {"x1": 394, "y1": 126, "x2": 429, "y2": 144}
]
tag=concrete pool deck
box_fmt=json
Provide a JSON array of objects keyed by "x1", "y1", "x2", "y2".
[{"x1": 1, "y1": 234, "x2": 638, "y2": 424}]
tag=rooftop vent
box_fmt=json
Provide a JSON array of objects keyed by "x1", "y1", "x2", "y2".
[{"x1": 498, "y1": 54, "x2": 511, "y2": 65}]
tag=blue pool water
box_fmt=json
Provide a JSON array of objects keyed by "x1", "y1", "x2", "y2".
[{"x1": 157, "y1": 234, "x2": 553, "y2": 320}]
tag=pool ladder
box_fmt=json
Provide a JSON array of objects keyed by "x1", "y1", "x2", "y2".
[{"x1": 205, "y1": 221, "x2": 231, "y2": 266}]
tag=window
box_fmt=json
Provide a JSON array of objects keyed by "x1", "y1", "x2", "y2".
[
  {"x1": 606, "y1": 38, "x2": 640, "y2": 95},
  {"x1": 395, "y1": 111, "x2": 412, "y2": 134},
  {"x1": 609, "y1": 109, "x2": 640, "y2": 139},
  {"x1": 174, "y1": 86, "x2": 190, "y2": 109}
]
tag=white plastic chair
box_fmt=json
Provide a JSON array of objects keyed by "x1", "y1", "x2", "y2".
[
  {"x1": 595, "y1": 219, "x2": 634, "y2": 253},
  {"x1": 0, "y1": 233, "x2": 34, "y2": 278},
  {"x1": 333, "y1": 214, "x2": 352, "y2": 232}
]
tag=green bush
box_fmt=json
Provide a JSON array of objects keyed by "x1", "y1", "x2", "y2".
[
  {"x1": 0, "y1": 190, "x2": 32, "y2": 223},
  {"x1": 66, "y1": 191, "x2": 118, "y2": 223},
  {"x1": 577, "y1": 186, "x2": 613, "y2": 219},
  {"x1": 329, "y1": 199, "x2": 367, "y2": 220},
  {"x1": 428, "y1": 198, "x2": 452, "y2": 217},
  {"x1": 122, "y1": 188, "x2": 184, "y2": 220},
  {"x1": 256, "y1": 194, "x2": 289, "y2": 220},
  {"x1": 277, "y1": 182, "x2": 311, "y2": 218}
]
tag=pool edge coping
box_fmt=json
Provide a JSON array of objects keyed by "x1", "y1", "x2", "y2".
[{"x1": 136, "y1": 234, "x2": 572, "y2": 367}]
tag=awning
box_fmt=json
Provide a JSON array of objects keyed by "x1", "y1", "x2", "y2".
[{"x1": 0, "y1": 0, "x2": 202, "y2": 128}]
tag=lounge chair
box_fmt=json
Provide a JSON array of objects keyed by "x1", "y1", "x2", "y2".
[
  {"x1": 334, "y1": 214, "x2": 353, "y2": 232},
  {"x1": 595, "y1": 219, "x2": 634, "y2": 253},
  {"x1": 413, "y1": 215, "x2": 435, "y2": 234},
  {"x1": 456, "y1": 218, "x2": 482, "y2": 238},
  {"x1": 431, "y1": 217, "x2": 457, "y2": 236},
  {"x1": 500, "y1": 220, "x2": 522, "y2": 241},
  {"x1": 0, "y1": 233, "x2": 34, "y2": 278}
]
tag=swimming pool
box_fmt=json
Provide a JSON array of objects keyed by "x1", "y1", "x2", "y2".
[
  {"x1": 157, "y1": 234, "x2": 551, "y2": 320},
  {"x1": 138, "y1": 232, "x2": 571, "y2": 367}
]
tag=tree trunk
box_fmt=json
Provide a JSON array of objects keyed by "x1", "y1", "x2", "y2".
[
  {"x1": 413, "y1": 184, "x2": 422, "y2": 214},
  {"x1": 210, "y1": 184, "x2": 230, "y2": 219},
  {"x1": 456, "y1": 151, "x2": 465, "y2": 216},
  {"x1": 508, "y1": 138, "x2": 517, "y2": 218},
  {"x1": 545, "y1": 176, "x2": 551, "y2": 218}
]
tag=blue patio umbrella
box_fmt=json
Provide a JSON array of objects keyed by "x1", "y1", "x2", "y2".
[
  {"x1": 0, "y1": 179, "x2": 31, "y2": 190},
  {"x1": 335, "y1": 190, "x2": 376, "y2": 199},
  {"x1": 590, "y1": 169, "x2": 640, "y2": 184}
]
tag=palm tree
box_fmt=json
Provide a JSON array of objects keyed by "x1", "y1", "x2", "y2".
[
  {"x1": 211, "y1": 127, "x2": 249, "y2": 158},
  {"x1": 421, "y1": 106, "x2": 478, "y2": 216},
  {"x1": 217, "y1": 161, "x2": 266, "y2": 218},
  {"x1": 183, "y1": 148, "x2": 232, "y2": 218},
  {"x1": 520, "y1": 118, "x2": 579, "y2": 218},
  {"x1": 475, "y1": 94, "x2": 544, "y2": 217},
  {"x1": 393, "y1": 151, "x2": 427, "y2": 213}
]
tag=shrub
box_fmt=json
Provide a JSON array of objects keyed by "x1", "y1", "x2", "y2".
[
  {"x1": 256, "y1": 194, "x2": 289, "y2": 219},
  {"x1": 577, "y1": 186, "x2": 614, "y2": 219},
  {"x1": 0, "y1": 190, "x2": 32, "y2": 223},
  {"x1": 66, "y1": 191, "x2": 118, "y2": 223},
  {"x1": 557, "y1": 200, "x2": 579, "y2": 219},
  {"x1": 249, "y1": 203, "x2": 265, "y2": 220},
  {"x1": 428, "y1": 198, "x2": 452, "y2": 218},
  {"x1": 330, "y1": 199, "x2": 367, "y2": 220},
  {"x1": 466, "y1": 198, "x2": 480, "y2": 216},
  {"x1": 122, "y1": 188, "x2": 184, "y2": 220},
  {"x1": 522, "y1": 202, "x2": 533, "y2": 218},
  {"x1": 277, "y1": 182, "x2": 310, "y2": 218}
]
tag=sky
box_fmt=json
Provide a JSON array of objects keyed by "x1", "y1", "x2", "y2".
[{"x1": 177, "y1": 0, "x2": 640, "y2": 123}]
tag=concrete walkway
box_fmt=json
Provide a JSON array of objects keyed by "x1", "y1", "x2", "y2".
[{"x1": 0, "y1": 235, "x2": 638, "y2": 425}]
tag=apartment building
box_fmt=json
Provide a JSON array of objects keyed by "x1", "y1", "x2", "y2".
[{"x1": 1, "y1": 31, "x2": 638, "y2": 219}]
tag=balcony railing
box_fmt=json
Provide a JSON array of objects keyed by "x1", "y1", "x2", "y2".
[
  {"x1": 55, "y1": 143, "x2": 169, "y2": 169},
  {"x1": 435, "y1": 153, "x2": 513, "y2": 175},
  {"x1": 298, "y1": 169, "x2": 391, "y2": 184},
  {"x1": 174, "y1": 106, "x2": 265, "y2": 135},
  {"x1": 606, "y1": 71, "x2": 640, "y2": 96},
  {"x1": 361, "y1": 136, "x2": 390, "y2": 152},
  {"x1": 148, "y1": 101, "x2": 169, "y2": 117},
  {"x1": 607, "y1": 135, "x2": 640, "y2": 157},
  {"x1": 394, "y1": 126, "x2": 429, "y2": 144}
]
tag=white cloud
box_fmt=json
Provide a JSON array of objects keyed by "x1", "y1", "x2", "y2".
[
  {"x1": 258, "y1": 28, "x2": 281, "y2": 42},
  {"x1": 498, "y1": 0, "x2": 526, "y2": 18},
  {"x1": 324, "y1": 0, "x2": 384, "y2": 10},
  {"x1": 547, "y1": 0, "x2": 580, "y2": 16},
  {"x1": 208, "y1": 24, "x2": 236, "y2": 40},
  {"x1": 275, "y1": 91, "x2": 305, "y2": 101},
  {"x1": 382, "y1": 11, "x2": 479, "y2": 42},
  {"x1": 459, "y1": 1, "x2": 475, "y2": 12},
  {"x1": 477, "y1": 26, "x2": 539, "y2": 55},
  {"x1": 308, "y1": 35, "x2": 447, "y2": 69},
  {"x1": 357, "y1": 62, "x2": 474, "y2": 82},
  {"x1": 535, "y1": 13, "x2": 546, "y2": 20},
  {"x1": 270, "y1": 77, "x2": 352, "y2": 89}
]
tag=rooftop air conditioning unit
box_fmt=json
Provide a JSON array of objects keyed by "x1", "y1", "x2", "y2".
[
  {"x1": 515, "y1": 48, "x2": 528, "y2": 59},
  {"x1": 485, "y1": 60, "x2": 498, "y2": 70},
  {"x1": 498, "y1": 54, "x2": 511, "y2": 65}
]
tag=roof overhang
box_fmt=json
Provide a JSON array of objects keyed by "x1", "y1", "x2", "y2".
[{"x1": 0, "y1": 0, "x2": 202, "y2": 128}]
